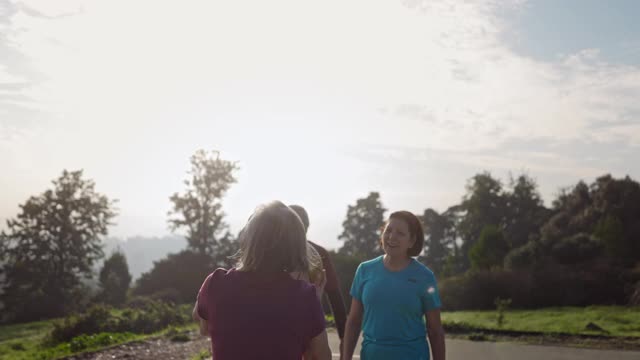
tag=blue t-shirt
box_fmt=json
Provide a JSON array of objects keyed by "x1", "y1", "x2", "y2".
[{"x1": 350, "y1": 256, "x2": 441, "y2": 360}]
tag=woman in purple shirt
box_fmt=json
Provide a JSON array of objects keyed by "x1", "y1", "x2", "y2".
[{"x1": 193, "y1": 201, "x2": 332, "y2": 360}]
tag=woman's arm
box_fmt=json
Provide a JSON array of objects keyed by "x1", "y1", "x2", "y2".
[
  {"x1": 192, "y1": 301, "x2": 208, "y2": 336},
  {"x1": 425, "y1": 309, "x2": 446, "y2": 360},
  {"x1": 304, "y1": 330, "x2": 332, "y2": 360},
  {"x1": 341, "y1": 298, "x2": 363, "y2": 360}
]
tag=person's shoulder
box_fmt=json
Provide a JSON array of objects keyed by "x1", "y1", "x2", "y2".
[
  {"x1": 212, "y1": 267, "x2": 232, "y2": 277},
  {"x1": 410, "y1": 260, "x2": 437, "y2": 281},
  {"x1": 308, "y1": 241, "x2": 330, "y2": 258},
  {"x1": 358, "y1": 255, "x2": 383, "y2": 270},
  {"x1": 204, "y1": 267, "x2": 233, "y2": 284},
  {"x1": 288, "y1": 276, "x2": 317, "y2": 297}
]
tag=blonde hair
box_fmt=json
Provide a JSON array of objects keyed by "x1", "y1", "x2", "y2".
[{"x1": 236, "y1": 201, "x2": 308, "y2": 273}]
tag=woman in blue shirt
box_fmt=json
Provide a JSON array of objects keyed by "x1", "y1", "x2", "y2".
[{"x1": 342, "y1": 211, "x2": 446, "y2": 360}]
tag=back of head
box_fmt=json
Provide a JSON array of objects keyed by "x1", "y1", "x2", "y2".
[
  {"x1": 288, "y1": 204, "x2": 309, "y2": 233},
  {"x1": 237, "y1": 201, "x2": 308, "y2": 273}
]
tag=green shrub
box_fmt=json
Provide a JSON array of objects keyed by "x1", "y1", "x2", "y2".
[
  {"x1": 439, "y1": 262, "x2": 628, "y2": 310},
  {"x1": 49, "y1": 300, "x2": 190, "y2": 344},
  {"x1": 439, "y1": 270, "x2": 531, "y2": 310},
  {"x1": 69, "y1": 332, "x2": 133, "y2": 352},
  {"x1": 494, "y1": 297, "x2": 512, "y2": 327},
  {"x1": 191, "y1": 350, "x2": 211, "y2": 360},
  {"x1": 10, "y1": 342, "x2": 26, "y2": 351},
  {"x1": 170, "y1": 333, "x2": 190, "y2": 342}
]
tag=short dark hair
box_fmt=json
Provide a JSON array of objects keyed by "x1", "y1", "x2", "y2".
[
  {"x1": 288, "y1": 204, "x2": 309, "y2": 233},
  {"x1": 388, "y1": 211, "x2": 425, "y2": 257}
]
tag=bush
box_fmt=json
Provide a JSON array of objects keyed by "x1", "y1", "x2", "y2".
[
  {"x1": 97, "y1": 251, "x2": 132, "y2": 306},
  {"x1": 10, "y1": 342, "x2": 26, "y2": 351},
  {"x1": 51, "y1": 305, "x2": 113, "y2": 343},
  {"x1": 439, "y1": 270, "x2": 532, "y2": 310},
  {"x1": 550, "y1": 233, "x2": 601, "y2": 264},
  {"x1": 469, "y1": 225, "x2": 510, "y2": 270},
  {"x1": 69, "y1": 332, "x2": 133, "y2": 352},
  {"x1": 504, "y1": 241, "x2": 539, "y2": 270},
  {"x1": 439, "y1": 261, "x2": 628, "y2": 309},
  {"x1": 133, "y1": 250, "x2": 213, "y2": 304},
  {"x1": 49, "y1": 300, "x2": 190, "y2": 344}
]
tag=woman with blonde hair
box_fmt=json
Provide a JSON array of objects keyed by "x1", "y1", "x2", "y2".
[{"x1": 193, "y1": 201, "x2": 331, "y2": 360}]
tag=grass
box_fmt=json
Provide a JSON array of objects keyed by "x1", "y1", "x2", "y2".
[
  {"x1": 3, "y1": 306, "x2": 639, "y2": 358},
  {"x1": 190, "y1": 349, "x2": 211, "y2": 360},
  {"x1": 442, "y1": 306, "x2": 640, "y2": 337},
  {"x1": 0, "y1": 317, "x2": 197, "y2": 360}
]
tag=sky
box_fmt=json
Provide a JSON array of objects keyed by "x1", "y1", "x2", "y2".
[{"x1": 1, "y1": 0, "x2": 639, "y2": 250}]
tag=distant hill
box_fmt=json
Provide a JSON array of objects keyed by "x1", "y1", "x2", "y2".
[{"x1": 101, "y1": 235, "x2": 187, "y2": 281}]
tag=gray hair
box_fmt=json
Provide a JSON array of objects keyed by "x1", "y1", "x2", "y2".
[{"x1": 236, "y1": 201, "x2": 308, "y2": 273}]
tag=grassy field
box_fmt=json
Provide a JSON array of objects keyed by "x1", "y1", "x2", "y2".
[
  {"x1": 0, "y1": 318, "x2": 196, "y2": 360},
  {"x1": 441, "y1": 306, "x2": 640, "y2": 337}
]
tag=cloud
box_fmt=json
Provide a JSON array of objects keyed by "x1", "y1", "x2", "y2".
[{"x1": 2, "y1": 0, "x2": 640, "y2": 237}]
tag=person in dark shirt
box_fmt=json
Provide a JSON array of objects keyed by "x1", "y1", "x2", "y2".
[
  {"x1": 193, "y1": 201, "x2": 331, "y2": 360},
  {"x1": 289, "y1": 204, "x2": 347, "y2": 355}
]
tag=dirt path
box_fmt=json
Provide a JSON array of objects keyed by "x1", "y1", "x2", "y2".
[
  {"x1": 63, "y1": 331, "x2": 211, "y2": 360},
  {"x1": 61, "y1": 330, "x2": 640, "y2": 360}
]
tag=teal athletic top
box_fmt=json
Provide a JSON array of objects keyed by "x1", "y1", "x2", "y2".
[{"x1": 350, "y1": 256, "x2": 441, "y2": 360}]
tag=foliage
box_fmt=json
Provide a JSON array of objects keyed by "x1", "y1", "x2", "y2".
[
  {"x1": 494, "y1": 297, "x2": 512, "y2": 327},
  {"x1": 328, "y1": 250, "x2": 361, "y2": 311},
  {"x1": 441, "y1": 306, "x2": 640, "y2": 337},
  {"x1": 0, "y1": 170, "x2": 117, "y2": 323},
  {"x1": 594, "y1": 215, "x2": 626, "y2": 260},
  {"x1": 440, "y1": 261, "x2": 627, "y2": 310},
  {"x1": 457, "y1": 173, "x2": 506, "y2": 269},
  {"x1": 338, "y1": 192, "x2": 386, "y2": 260},
  {"x1": 49, "y1": 301, "x2": 190, "y2": 344},
  {"x1": 502, "y1": 174, "x2": 549, "y2": 249},
  {"x1": 98, "y1": 251, "x2": 132, "y2": 306},
  {"x1": 68, "y1": 332, "x2": 134, "y2": 352},
  {"x1": 133, "y1": 250, "x2": 214, "y2": 304},
  {"x1": 421, "y1": 207, "x2": 458, "y2": 275},
  {"x1": 168, "y1": 149, "x2": 239, "y2": 259},
  {"x1": 192, "y1": 350, "x2": 212, "y2": 360},
  {"x1": 550, "y1": 233, "x2": 602, "y2": 264},
  {"x1": 469, "y1": 225, "x2": 510, "y2": 270},
  {"x1": 504, "y1": 240, "x2": 540, "y2": 270}
]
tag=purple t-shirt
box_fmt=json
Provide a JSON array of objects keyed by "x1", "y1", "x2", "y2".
[{"x1": 197, "y1": 268, "x2": 326, "y2": 360}]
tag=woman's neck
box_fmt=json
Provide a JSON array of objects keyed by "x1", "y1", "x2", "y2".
[{"x1": 383, "y1": 254, "x2": 412, "y2": 271}]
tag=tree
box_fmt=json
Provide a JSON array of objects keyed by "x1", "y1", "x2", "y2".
[
  {"x1": 168, "y1": 150, "x2": 239, "y2": 258},
  {"x1": 541, "y1": 175, "x2": 640, "y2": 265},
  {"x1": 421, "y1": 208, "x2": 456, "y2": 275},
  {"x1": 540, "y1": 181, "x2": 594, "y2": 249},
  {"x1": 0, "y1": 170, "x2": 117, "y2": 322},
  {"x1": 590, "y1": 175, "x2": 640, "y2": 264},
  {"x1": 503, "y1": 174, "x2": 550, "y2": 249},
  {"x1": 550, "y1": 233, "x2": 601, "y2": 265},
  {"x1": 469, "y1": 225, "x2": 510, "y2": 270},
  {"x1": 133, "y1": 250, "x2": 213, "y2": 304},
  {"x1": 98, "y1": 251, "x2": 132, "y2": 306},
  {"x1": 338, "y1": 192, "x2": 386, "y2": 260},
  {"x1": 457, "y1": 173, "x2": 506, "y2": 269}
]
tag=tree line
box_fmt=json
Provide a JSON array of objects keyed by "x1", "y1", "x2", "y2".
[{"x1": 2, "y1": 150, "x2": 639, "y2": 323}]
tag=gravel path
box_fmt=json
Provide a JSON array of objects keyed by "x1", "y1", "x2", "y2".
[
  {"x1": 63, "y1": 331, "x2": 211, "y2": 360},
  {"x1": 61, "y1": 330, "x2": 640, "y2": 360}
]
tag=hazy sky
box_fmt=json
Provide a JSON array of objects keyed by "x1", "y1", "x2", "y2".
[{"x1": 2, "y1": 0, "x2": 639, "y2": 250}]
